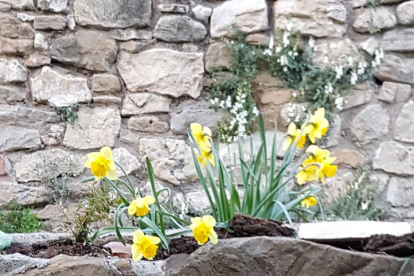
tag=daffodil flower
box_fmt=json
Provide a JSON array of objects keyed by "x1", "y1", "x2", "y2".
[
  {"x1": 303, "y1": 145, "x2": 337, "y2": 184},
  {"x1": 283, "y1": 122, "x2": 307, "y2": 150},
  {"x1": 84, "y1": 147, "x2": 117, "y2": 181},
  {"x1": 197, "y1": 145, "x2": 215, "y2": 167},
  {"x1": 131, "y1": 229, "x2": 161, "y2": 261},
  {"x1": 315, "y1": 157, "x2": 337, "y2": 184},
  {"x1": 189, "y1": 215, "x2": 218, "y2": 245},
  {"x1": 296, "y1": 165, "x2": 318, "y2": 185},
  {"x1": 128, "y1": 196, "x2": 155, "y2": 217},
  {"x1": 303, "y1": 108, "x2": 329, "y2": 143},
  {"x1": 301, "y1": 196, "x2": 318, "y2": 208},
  {"x1": 190, "y1": 123, "x2": 212, "y2": 148}
]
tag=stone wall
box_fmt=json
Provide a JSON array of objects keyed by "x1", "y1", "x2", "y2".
[{"x1": 0, "y1": 0, "x2": 413, "y2": 226}]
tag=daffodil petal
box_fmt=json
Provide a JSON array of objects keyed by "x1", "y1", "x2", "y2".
[
  {"x1": 133, "y1": 229, "x2": 144, "y2": 244},
  {"x1": 209, "y1": 230, "x2": 218, "y2": 245},
  {"x1": 106, "y1": 169, "x2": 117, "y2": 180},
  {"x1": 203, "y1": 215, "x2": 216, "y2": 227},
  {"x1": 100, "y1": 147, "x2": 113, "y2": 160},
  {"x1": 147, "y1": 236, "x2": 161, "y2": 244},
  {"x1": 144, "y1": 196, "x2": 156, "y2": 205}
]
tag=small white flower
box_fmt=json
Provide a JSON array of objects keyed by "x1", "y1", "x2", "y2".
[
  {"x1": 283, "y1": 67, "x2": 288, "y2": 72},
  {"x1": 335, "y1": 97, "x2": 344, "y2": 110},
  {"x1": 275, "y1": 46, "x2": 282, "y2": 53},
  {"x1": 292, "y1": 92, "x2": 297, "y2": 98},
  {"x1": 282, "y1": 32, "x2": 290, "y2": 47},
  {"x1": 268, "y1": 35, "x2": 274, "y2": 49},
  {"x1": 308, "y1": 37, "x2": 315, "y2": 49},
  {"x1": 361, "y1": 201, "x2": 369, "y2": 211},
  {"x1": 323, "y1": 56, "x2": 329, "y2": 64},
  {"x1": 335, "y1": 66, "x2": 343, "y2": 79},
  {"x1": 252, "y1": 106, "x2": 259, "y2": 117},
  {"x1": 350, "y1": 72, "x2": 358, "y2": 85},
  {"x1": 263, "y1": 49, "x2": 272, "y2": 56},
  {"x1": 348, "y1": 57, "x2": 353, "y2": 66},
  {"x1": 288, "y1": 51, "x2": 293, "y2": 56},
  {"x1": 286, "y1": 21, "x2": 293, "y2": 32}
]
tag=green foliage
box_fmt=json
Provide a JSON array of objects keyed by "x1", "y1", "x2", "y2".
[
  {"x1": 208, "y1": 30, "x2": 382, "y2": 140},
  {"x1": 189, "y1": 115, "x2": 321, "y2": 224},
  {"x1": 322, "y1": 166, "x2": 386, "y2": 221},
  {"x1": 366, "y1": 0, "x2": 379, "y2": 8},
  {"x1": 54, "y1": 104, "x2": 79, "y2": 124},
  {"x1": 0, "y1": 200, "x2": 42, "y2": 233}
]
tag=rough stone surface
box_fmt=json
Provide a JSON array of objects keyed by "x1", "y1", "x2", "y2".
[
  {"x1": 359, "y1": 37, "x2": 380, "y2": 56},
  {"x1": 383, "y1": 29, "x2": 414, "y2": 52},
  {"x1": 26, "y1": 53, "x2": 51, "y2": 67},
  {"x1": 192, "y1": 5, "x2": 212, "y2": 22},
  {"x1": 379, "y1": 81, "x2": 412, "y2": 104},
  {"x1": 185, "y1": 190, "x2": 210, "y2": 213},
  {"x1": 128, "y1": 115, "x2": 170, "y2": 133},
  {"x1": 117, "y1": 49, "x2": 204, "y2": 98},
  {"x1": 0, "y1": 182, "x2": 51, "y2": 207},
  {"x1": 313, "y1": 39, "x2": 359, "y2": 67},
  {"x1": 0, "y1": 126, "x2": 41, "y2": 152},
  {"x1": 0, "y1": 14, "x2": 34, "y2": 38},
  {"x1": 205, "y1": 42, "x2": 231, "y2": 73},
  {"x1": 275, "y1": 0, "x2": 346, "y2": 38},
  {"x1": 167, "y1": 237, "x2": 414, "y2": 276},
  {"x1": 0, "y1": 36, "x2": 33, "y2": 56},
  {"x1": 332, "y1": 149, "x2": 365, "y2": 168},
  {"x1": 386, "y1": 177, "x2": 414, "y2": 207},
  {"x1": 158, "y1": 4, "x2": 189, "y2": 13},
  {"x1": 30, "y1": 67, "x2": 91, "y2": 107},
  {"x1": 63, "y1": 106, "x2": 121, "y2": 149},
  {"x1": 139, "y1": 138, "x2": 197, "y2": 185},
  {"x1": 0, "y1": 105, "x2": 59, "y2": 126},
  {"x1": 395, "y1": 101, "x2": 414, "y2": 143},
  {"x1": 343, "y1": 82, "x2": 375, "y2": 110},
  {"x1": 0, "y1": 0, "x2": 35, "y2": 10},
  {"x1": 74, "y1": 0, "x2": 151, "y2": 28},
  {"x1": 38, "y1": 0, "x2": 68, "y2": 12},
  {"x1": 211, "y1": 0, "x2": 268, "y2": 38},
  {"x1": 0, "y1": 59, "x2": 27, "y2": 84},
  {"x1": 50, "y1": 31, "x2": 117, "y2": 72},
  {"x1": 351, "y1": 105, "x2": 390, "y2": 144},
  {"x1": 93, "y1": 96, "x2": 122, "y2": 105},
  {"x1": 17, "y1": 13, "x2": 35, "y2": 22},
  {"x1": 121, "y1": 93, "x2": 171, "y2": 116},
  {"x1": 260, "y1": 89, "x2": 292, "y2": 106},
  {"x1": 320, "y1": 115, "x2": 342, "y2": 148},
  {"x1": 397, "y1": 1, "x2": 414, "y2": 25},
  {"x1": 154, "y1": 16, "x2": 207, "y2": 42},
  {"x1": 373, "y1": 141, "x2": 414, "y2": 176},
  {"x1": 0, "y1": 155, "x2": 11, "y2": 176},
  {"x1": 113, "y1": 147, "x2": 141, "y2": 175},
  {"x1": 0, "y1": 254, "x2": 49, "y2": 276},
  {"x1": 0, "y1": 85, "x2": 25, "y2": 104},
  {"x1": 37, "y1": 203, "x2": 78, "y2": 222},
  {"x1": 34, "y1": 33, "x2": 48, "y2": 50},
  {"x1": 108, "y1": 29, "x2": 152, "y2": 41},
  {"x1": 375, "y1": 54, "x2": 414, "y2": 84},
  {"x1": 170, "y1": 100, "x2": 229, "y2": 135},
  {"x1": 34, "y1": 15, "x2": 66, "y2": 30},
  {"x1": 245, "y1": 33, "x2": 270, "y2": 46},
  {"x1": 353, "y1": 7, "x2": 396, "y2": 33},
  {"x1": 15, "y1": 148, "x2": 85, "y2": 182},
  {"x1": 92, "y1": 74, "x2": 121, "y2": 93},
  {"x1": 0, "y1": 3, "x2": 11, "y2": 12}
]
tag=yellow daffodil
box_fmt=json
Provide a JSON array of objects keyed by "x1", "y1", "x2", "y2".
[
  {"x1": 197, "y1": 145, "x2": 215, "y2": 167},
  {"x1": 131, "y1": 229, "x2": 161, "y2": 261},
  {"x1": 306, "y1": 145, "x2": 330, "y2": 162},
  {"x1": 128, "y1": 196, "x2": 155, "y2": 217},
  {"x1": 296, "y1": 165, "x2": 318, "y2": 185},
  {"x1": 84, "y1": 147, "x2": 117, "y2": 180},
  {"x1": 301, "y1": 196, "x2": 318, "y2": 208},
  {"x1": 190, "y1": 123, "x2": 212, "y2": 148},
  {"x1": 303, "y1": 108, "x2": 329, "y2": 143},
  {"x1": 315, "y1": 156, "x2": 337, "y2": 184},
  {"x1": 283, "y1": 122, "x2": 307, "y2": 150},
  {"x1": 303, "y1": 145, "x2": 337, "y2": 184},
  {"x1": 189, "y1": 215, "x2": 218, "y2": 245}
]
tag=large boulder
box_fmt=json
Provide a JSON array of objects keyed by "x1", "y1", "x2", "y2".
[
  {"x1": 211, "y1": 0, "x2": 268, "y2": 38},
  {"x1": 73, "y1": 0, "x2": 151, "y2": 28},
  {"x1": 154, "y1": 16, "x2": 207, "y2": 42},
  {"x1": 117, "y1": 49, "x2": 204, "y2": 99},
  {"x1": 166, "y1": 237, "x2": 414, "y2": 276}
]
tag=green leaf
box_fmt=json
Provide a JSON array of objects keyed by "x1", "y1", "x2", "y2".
[
  {"x1": 90, "y1": 226, "x2": 138, "y2": 242},
  {"x1": 141, "y1": 217, "x2": 169, "y2": 251},
  {"x1": 114, "y1": 205, "x2": 128, "y2": 245},
  {"x1": 81, "y1": 176, "x2": 95, "y2": 183},
  {"x1": 146, "y1": 157, "x2": 165, "y2": 236}
]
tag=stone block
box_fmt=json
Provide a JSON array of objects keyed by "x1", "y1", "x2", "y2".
[
  {"x1": 0, "y1": 126, "x2": 41, "y2": 152},
  {"x1": 121, "y1": 93, "x2": 170, "y2": 116},
  {"x1": 351, "y1": 104, "x2": 390, "y2": 144},
  {"x1": 394, "y1": 101, "x2": 414, "y2": 143},
  {"x1": 373, "y1": 141, "x2": 414, "y2": 176}
]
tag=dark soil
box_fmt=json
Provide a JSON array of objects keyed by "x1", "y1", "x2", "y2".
[{"x1": 364, "y1": 233, "x2": 414, "y2": 257}]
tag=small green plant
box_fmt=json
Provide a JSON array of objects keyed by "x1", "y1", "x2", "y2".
[
  {"x1": 43, "y1": 174, "x2": 69, "y2": 204},
  {"x1": 54, "y1": 104, "x2": 79, "y2": 124},
  {"x1": 322, "y1": 166, "x2": 386, "y2": 221},
  {"x1": 366, "y1": 0, "x2": 379, "y2": 8},
  {"x1": 0, "y1": 200, "x2": 42, "y2": 233}
]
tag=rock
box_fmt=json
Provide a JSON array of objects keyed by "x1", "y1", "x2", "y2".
[
  {"x1": 0, "y1": 58, "x2": 27, "y2": 84},
  {"x1": 259, "y1": 89, "x2": 292, "y2": 106},
  {"x1": 37, "y1": 203, "x2": 78, "y2": 222},
  {"x1": 30, "y1": 67, "x2": 91, "y2": 106},
  {"x1": 386, "y1": 177, "x2": 414, "y2": 207},
  {"x1": 0, "y1": 0, "x2": 35, "y2": 10},
  {"x1": 205, "y1": 42, "x2": 232, "y2": 73},
  {"x1": 383, "y1": 29, "x2": 414, "y2": 52},
  {"x1": 343, "y1": 82, "x2": 375, "y2": 110},
  {"x1": 395, "y1": 101, "x2": 414, "y2": 143},
  {"x1": 359, "y1": 37, "x2": 380, "y2": 56},
  {"x1": 139, "y1": 138, "x2": 197, "y2": 185},
  {"x1": 323, "y1": 170, "x2": 353, "y2": 204},
  {"x1": 34, "y1": 15, "x2": 66, "y2": 30},
  {"x1": 92, "y1": 74, "x2": 121, "y2": 93},
  {"x1": 351, "y1": 105, "x2": 390, "y2": 144},
  {"x1": 121, "y1": 93, "x2": 171, "y2": 116},
  {"x1": 0, "y1": 126, "x2": 41, "y2": 152},
  {"x1": 113, "y1": 147, "x2": 140, "y2": 176},
  {"x1": 74, "y1": 0, "x2": 151, "y2": 28},
  {"x1": 170, "y1": 100, "x2": 229, "y2": 135},
  {"x1": 0, "y1": 85, "x2": 25, "y2": 104},
  {"x1": 167, "y1": 237, "x2": 414, "y2": 276},
  {"x1": 67, "y1": 15, "x2": 75, "y2": 30},
  {"x1": 19, "y1": 255, "x2": 116, "y2": 276},
  {"x1": 158, "y1": 4, "x2": 189, "y2": 13},
  {"x1": 397, "y1": 1, "x2": 414, "y2": 25},
  {"x1": 0, "y1": 36, "x2": 33, "y2": 56},
  {"x1": 114, "y1": 259, "x2": 165, "y2": 276},
  {"x1": 108, "y1": 28, "x2": 152, "y2": 41},
  {"x1": 17, "y1": 13, "x2": 35, "y2": 22},
  {"x1": 0, "y1": 155, "x2": 11, "y2": 176},
  {"x1": 0, "y1": 3, "x2": 11, "y2": 12},
  {"x1": 319, "y1": 115, "x2": 342, "y2": 148},
  {"x1": 375, "y1": 54, "x2": 414, "y2": 84},
  {"x1": 26, "y1": 53, "x2": 51, "y2": 67},
  {"x1": 332, "y1": 149, "x2": 365, "y2": 168},
  {"x1": 128, "y1": 115, "x2": 170, "y2": 133},
  {"x1": 211, "y1": 0, "x2": 268, "y2": 38},
  {"x1": 313, "y1": 39, "x2": 360, "y2": 67},
  {"x1": 50, "y1": 31, "x2": 117, "y2": 72},
  {"x1": 41, "y1": 124, "x2": 65, "y2": 146},
  {"x1": 274, "y1": 0, "x2": 346, "y2": 38},
  {"x1": 192, "y1": 5, "x2": 212, "y2": 22},
  {"x1": 154, "y1": 16, "x2": 207, "y2": 42},
  {"x1": 0, "y1": 105, "x2": 59, "y2": 126},
  {"x1": 63, "y1": 106, "x2": 121, "y2": 149},
  {"x1": 0, "y1": 14, "x2": 34, "y2": 39},
  {"x1": 373, "y1": 141, "x2": 414, "y2": 176},
  {"x1": 245, "y1": 33, "x2": 270, "y2": 46},
  {"x1": 185, "y1": 190, "x2": 211, "y2": 213},
  {"x1": 93, "y1": 96, "x2": 122, "y2": 105},
  {"x1": 15, "y1": 148, "x2": 85, "y2": 182},
  {"x1": 379, "y1": 81, "x2": 411, "y2": 103},
  {"x1": 117, "y1": 49, "x2": 204, "y2": 99},
  {"x1": 120, "y1": 40, "x2": 155, "y2": 53},
  {"x1": 0, "y1": 254, "x2": 49, "y2": 276},
  {"x1": 0, "y1": 182, "x2": 51, "y2": 207},
  {"x1": 370, "y1": 172, "x2": 390, "y2": 193},
  {"x1": 34, "y1": 33, "x2": 48, "y2": 50},
  {"x1": 38, "y1": 0, "x2": 68, "y2": 13},
  {"x1": 11, "y1": 233, "x2": 70, "y2": 246},
  {"x1": 353, "y1": 7, "x2": 396, "y2": 33}
]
